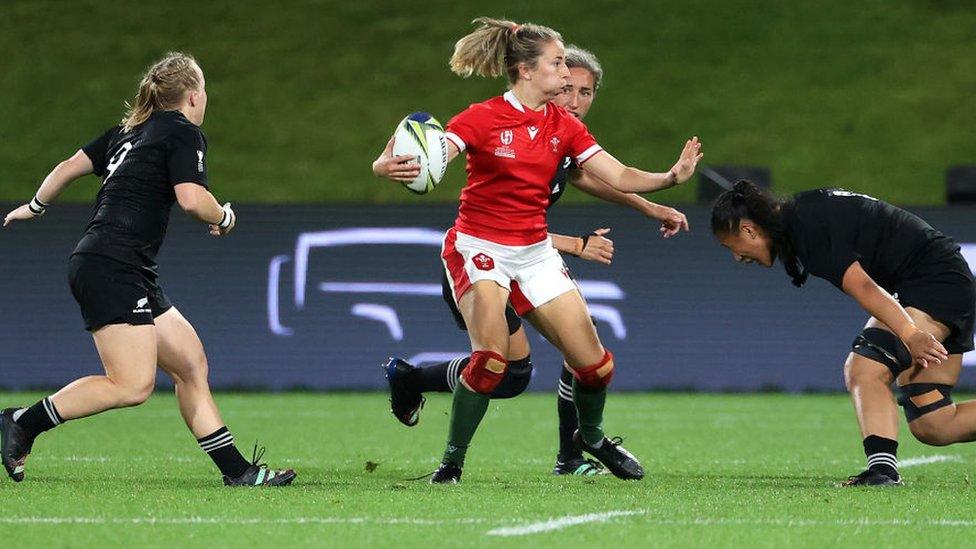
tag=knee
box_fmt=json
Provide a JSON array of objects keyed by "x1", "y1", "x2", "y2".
[
  {"x1": 572, "y1": 349, "x2": 615, "y2": 391},
  {"x1": 909, "y1": 420, "x2": 953, "y2": 447},
  {"x1": 460, "y1": 350, "x2": 508, "y2": 394},
  {"x1": 117, "y1": 379, "x2": 155, "y2": 407},
  {"x1": 491, "y1": 356, "x2": 533, "y2": 399},
  {"x1": 843, "y1": 358, "x2": 891, "y2": 392},
  {"x1": 898, "y1": 383, "x2": 954, "y2": 445},
  {"x1": 169, "y1": 353, "x2": 210, "y2": 386}
]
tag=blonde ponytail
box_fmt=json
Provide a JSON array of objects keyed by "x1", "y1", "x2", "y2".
[
  {"x1": 449, "y1": 17, "x2": 562, "y2": 84},
  {"x1": 122, "y1": 52, "x2": 201, "y2": 132}
]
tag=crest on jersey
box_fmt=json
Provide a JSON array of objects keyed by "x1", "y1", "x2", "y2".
[
  {"x1": 550, "y1": 136, "x2": 560, "y2": 153},
  {"x1": 472, "y1": 253, "x2": 495, "y2": 271},
  {"x1": 500, "y1": 130, "x2": 513, "y2": 145}
]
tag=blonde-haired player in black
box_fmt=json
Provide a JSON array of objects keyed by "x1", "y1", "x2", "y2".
[{"x1": 1, "y1": 52, "x2": 295, "y2": 487}]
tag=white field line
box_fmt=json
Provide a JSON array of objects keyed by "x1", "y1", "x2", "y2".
[
  {"x1": 899, "y1": 454, "x2": 963, "y2": 468},
  {"x1": 485, "y1": 510, "x2": 646, "y2": 536},
  {"x1": 1, "y1": 515, "x2": 974, "y2": 532}
]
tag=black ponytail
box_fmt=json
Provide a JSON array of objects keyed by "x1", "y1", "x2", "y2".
[{"x1": 711, "y1": 180, "x2": 808, "y2": 287}]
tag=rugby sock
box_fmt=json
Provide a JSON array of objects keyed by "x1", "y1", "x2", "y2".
[
  {"x1": 14, "y1": 397, "x2": 64, "y2": 437},
  {"x1": 572, "y1": 380, "x2": 606, "y2": 448},
  {"x1": 197, "y1": 427, "x2": 250, "y2": 478},
  {"x1": 863, "y1": 435, "x2": 899, "y2": 479},
  {"x1": 442, "y1": 384, "x2": 490, "y2": 467},
  {"x1": 414, "y1": 357, "x2": 468, "y2": 393},
  {"x1": 557, "y1": 367, "x2": 583, "y2": 462}
]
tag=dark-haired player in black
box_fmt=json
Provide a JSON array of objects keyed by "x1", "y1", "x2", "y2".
[
  {"x1": 375, "y1": 45, "x2": 688, "y2": 476},
  {"x1": 1, "y1": 52, "x2": 294, "y2": 487},
  {"x1": 712, "y1": 181, "x2": 975, "y2": 486}
]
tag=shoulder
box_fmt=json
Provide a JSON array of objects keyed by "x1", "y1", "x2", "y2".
[
  {"x1": 164, "y1": 115, "x2": 206, "y2": 147},
  {"x1": 451, "y1": 96, "x2": 503, "y2": 123}
]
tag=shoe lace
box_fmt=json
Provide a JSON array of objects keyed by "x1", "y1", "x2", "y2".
[
  {"x1": 608, "y1": 436, "x2": 624, "y2": 446},
  {"x1": 406, "y1": 471, "x2": 435, "y2": 481},
  {"x1": 584, "y1": 459, "x2": 605, "y2": 470},
  {"x1": 250, "y1": 443, "x2": 268, "y2": 469}
]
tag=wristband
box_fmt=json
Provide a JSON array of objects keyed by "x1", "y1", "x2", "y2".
[
  {"x1": 571, "y1": 234, "x2": 595, "y2": 257},
  {"x1": 218, "y1": 206, "x2": 234, "y2": 229},
  {"x1": 28, "y1": 196, "x2": 48, "y2": 215},
  {"x1": 667, "y1": 169, "x2": 678, "y2": 187}
]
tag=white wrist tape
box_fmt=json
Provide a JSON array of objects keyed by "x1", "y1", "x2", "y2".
[{"x1": 29, "y1": 196, "x2": 48, "y2": 215}]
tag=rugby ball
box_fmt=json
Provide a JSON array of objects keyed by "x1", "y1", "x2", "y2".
[{"x1": 392, "y1": 112, "x2": 448, "y2": 194}]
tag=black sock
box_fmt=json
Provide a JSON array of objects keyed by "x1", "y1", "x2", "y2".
[
  {"x1": 863, "y1": 434, "x2": 898, "y2": 479},
  {"x1": 414, "y1": 357, "x2": 469, "y2": 393},
  {"x1": 197, "y1": 427, "x2": 250, "y2": 478},
  {"x1": 556, "y1": 366, "x2": 582, "y2": 462},
  {"x1": 13, "y1": 397, "x2": 64, "y2": 438}
]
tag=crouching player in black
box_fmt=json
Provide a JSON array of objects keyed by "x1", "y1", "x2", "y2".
[
  {"x1": 712, "y1": 181, "x2": 975, "y2": 486},
  {"x1": 0, "y1": 52, "x2": 295, "y2": 486},
  {"x1": 375, "y1": 45, "x2": 688, "y2": 476}
]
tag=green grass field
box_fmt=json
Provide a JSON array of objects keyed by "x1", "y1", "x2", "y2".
[
  {"x1": 2, "y1": 1, "x2": 974, "y2": 205},
  {"x1": 1, "y1": 391, "x2": 974, "y2": 547}
]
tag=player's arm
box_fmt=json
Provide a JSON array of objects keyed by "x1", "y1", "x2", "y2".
[
  {"x1": 174, "y1": 183, "x2": 235, "y2": 236},
  {"x1": 551, "y1": 229, "x2": 613, "y2": 265},
  {"x1": 581, "y1": 137, "x2": 702, "y2": 194},
  {"x1": 570, "y1": 171, "x2": 690, "y2": 237},
  {"x1": 372, "y1": 137, "x2": 462, "y2": 183},
  {"x1": 841, "y1": 261, "x2": 948, "y2": 367},
  {"x1": 3, "y1": 150, "x2": 93, "y2": 227}
]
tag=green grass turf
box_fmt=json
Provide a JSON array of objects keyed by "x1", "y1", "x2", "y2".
[
  {"x1": 1, "y1": 1, "x2": 974, "y2": 205},
  {"x1": 1, "y1": 392, "x2": 974, "y2": 547}
]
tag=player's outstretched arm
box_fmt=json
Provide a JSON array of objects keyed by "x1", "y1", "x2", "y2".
[
  {"x1": 551, "y1": 229, "x2": 613, "y2": 265},
  {"x1": 3, "y1": 150, "x2": 93, "y2": 227},
  {"x1": 174, "y1": 183, "x2": 235, "y2": 236},
  {"x1": 581, "y1": 137, "x2": 703, "y2": 194},
  {"x1": 570, "y1": 172, "x2": 689, "y2": 238},
  {"x1": 841, "y1": 261, "x2": 948, "y2": 367}
]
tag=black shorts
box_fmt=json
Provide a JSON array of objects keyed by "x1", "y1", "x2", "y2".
[
  {"x1": 895, "y1": 252, "x2": 976, "y2": 355},
  {"x1": 440, "y1": 269, "x2": 522, "y2": 334},
  {"x1": 68, "y1": 253, "x2": 172, "y2": 331}
]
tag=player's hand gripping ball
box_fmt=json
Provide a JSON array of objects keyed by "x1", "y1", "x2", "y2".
[{"x1": 392, "y1": 112, "x2": 448, "y2": 194}]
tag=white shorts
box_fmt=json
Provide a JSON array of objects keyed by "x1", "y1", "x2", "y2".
[{"x1": 441, "y1": 228, "x2": 577, "y2": 316}]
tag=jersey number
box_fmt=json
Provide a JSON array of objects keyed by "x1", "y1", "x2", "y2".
[{"x1": 105, "y1": 142, "x2": 134, "y2": 181}]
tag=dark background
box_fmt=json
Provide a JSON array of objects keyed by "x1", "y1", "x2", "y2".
[{"x1": 1, "y1": 203, "x2": 974, "y2": 392}]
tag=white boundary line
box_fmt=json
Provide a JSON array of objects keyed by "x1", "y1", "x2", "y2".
[
  {"x1": 485, "y1": 510, "x2": 645, "y2": 536},
  {"x1": 1, "y1": 514, "x2": 973, "y2": 532},
  {"x1": 899, "y1": 455, "x2": 963, "y2": 468}
]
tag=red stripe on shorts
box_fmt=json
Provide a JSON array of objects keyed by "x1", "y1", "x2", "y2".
[
  {"x1": 442, "y1": 228, "x2": 472, "y2": 303},
  {"x1": 509, "y1": 280, "x2": 534, "y2": 317}
]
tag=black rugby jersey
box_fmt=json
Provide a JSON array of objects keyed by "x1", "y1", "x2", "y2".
[
  {"x1": 75, "y1": 110, "x2": 208, "y2": 273},
  {"x1": 547, "y1": 156, "x2": 577, "y2": 209},
  {"x1": 781, "y1": 188, "x2": 960, "y2": 291}
]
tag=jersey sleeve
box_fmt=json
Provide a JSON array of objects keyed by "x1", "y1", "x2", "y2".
[
  {"x1": 167, "y1": 125, "x2": 209, "y2": 188},
  {"x1": 444, "y1": 105, "x2": 483, "y2": 153},
  {"x1": 563, "y1": 115, "x2": 602, "y2": 165},
  {"x1": 82, "y1": 127, "x2": 122, "y2": 177}
]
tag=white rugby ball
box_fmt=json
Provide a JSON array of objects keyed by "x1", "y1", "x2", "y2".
[{"x1": 392, "y1": 112, "x2": 448, "y2": 194}]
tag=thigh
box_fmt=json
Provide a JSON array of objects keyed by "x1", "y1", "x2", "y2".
[
  {"x1": 525, "y1": 289, "x2": 604, "y2": 368},
  {"x1": 457, "y1": 280, "x2": 512, "y2": 354},
  {"x1": 894, "y1": 307, "x2": 960, "y2": 386},
  {"x1": 154, "y1": 307, "x2": 208, "y2": 380},
  {"x1": 91, "y1": 322, "x2": 157, "y2": 386}
]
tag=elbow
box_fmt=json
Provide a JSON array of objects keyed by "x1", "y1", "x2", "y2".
[{"x1": 176, "y1": 192, "x2": 201, "y2": 215}]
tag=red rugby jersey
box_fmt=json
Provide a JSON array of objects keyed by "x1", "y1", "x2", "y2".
[{"x1": 445, "y1": 91, "x2": 603, "y2": 245}]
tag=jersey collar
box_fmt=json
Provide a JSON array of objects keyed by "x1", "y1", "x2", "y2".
[{"x1": 503, "y1": 90, "x2": 547, "y2": 117}]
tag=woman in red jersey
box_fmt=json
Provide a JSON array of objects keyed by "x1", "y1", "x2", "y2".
[{"x1": 374, "y1": 17, "x2": 702, "y2": 483}]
